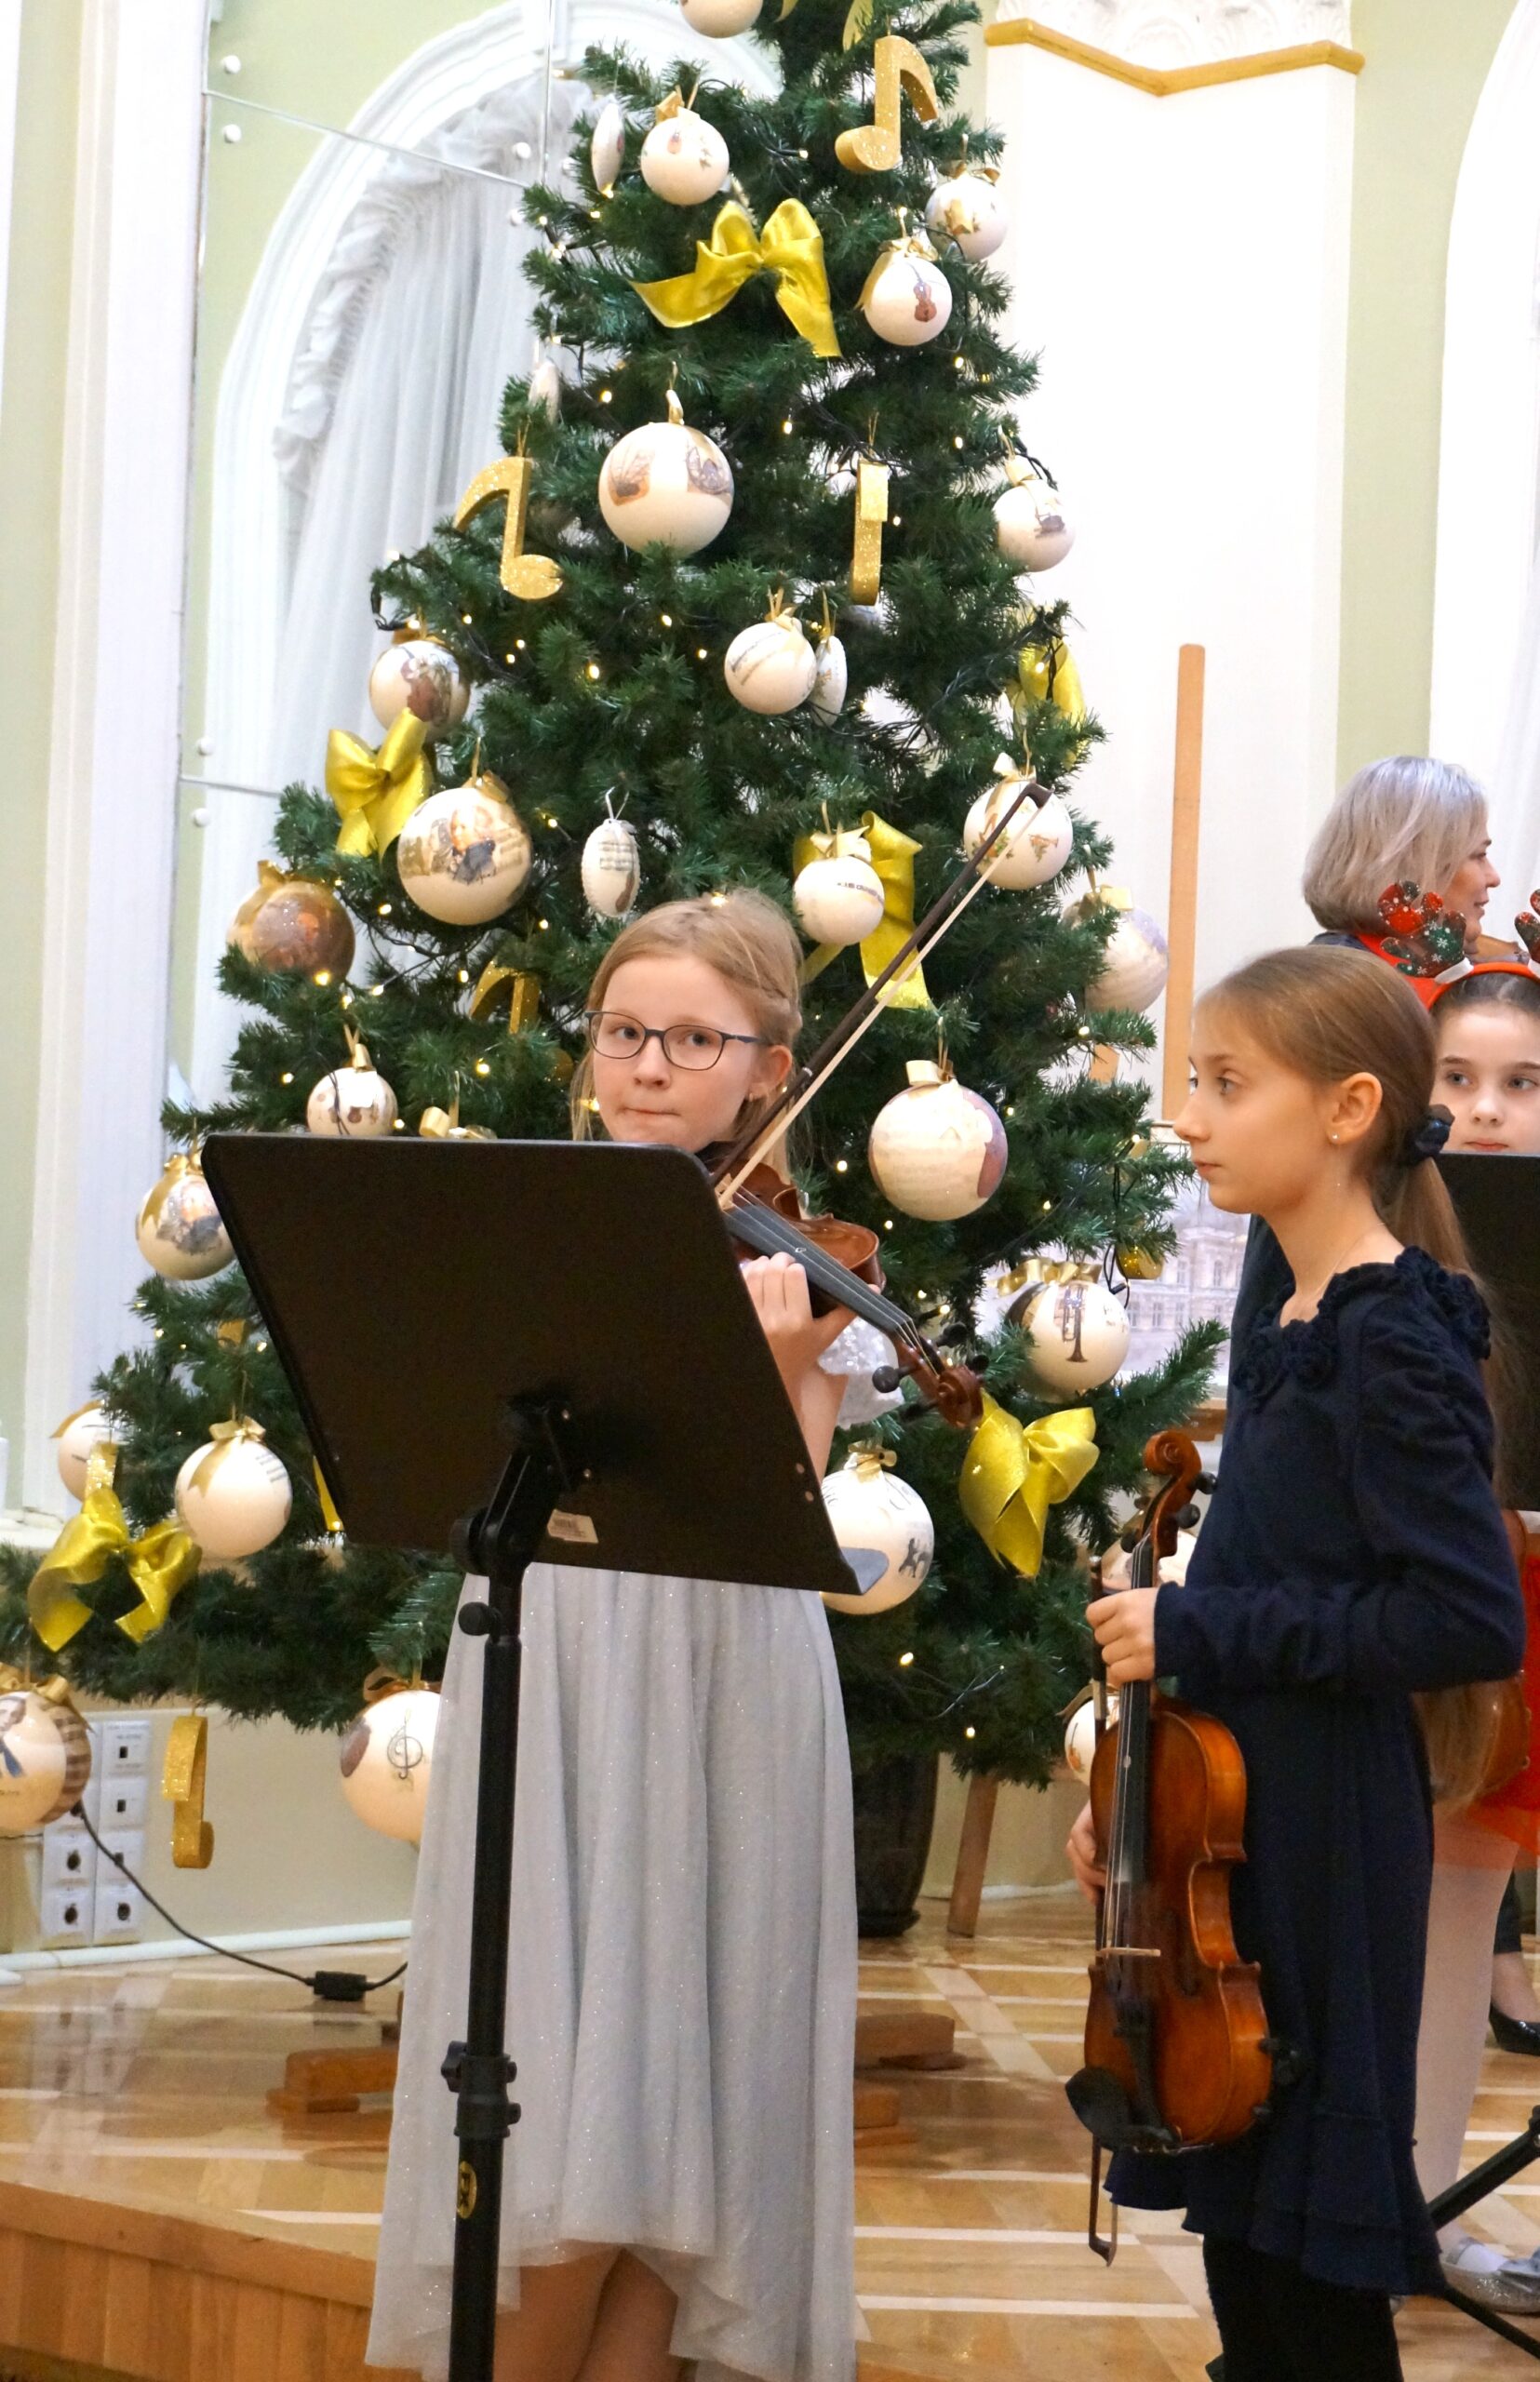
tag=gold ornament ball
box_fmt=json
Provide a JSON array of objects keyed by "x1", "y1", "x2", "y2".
[
  {"x1": 820, "y1": 1456, "x2": 934, "y2": 1616},
  {"x1": 136, "y1": 1155, "x2": 234, "y2": 1281},
  {"x1": 338, "y1": 1688, "x2": 440, "y2": 1844},
  {"x1": 175, "y1": 1432, "x2": 293, "y2": 1559},
  {"x1": 0, "y1": 1690, "x2": 93, "y2": 1835},
  {"x1": 228, "y1": 873, "x2": 355, "y2": 979},
  {"x1": 368, "y1": 635, "x2": 471, "y2": 741},
  {"x1": 395, "y1": 778, "x2": 532, "y2": 926}
]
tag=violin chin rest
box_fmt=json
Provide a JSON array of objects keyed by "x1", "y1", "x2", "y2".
[{"x1": 1065, "y1": 2063, "x2": 1180, "y2": 2155}]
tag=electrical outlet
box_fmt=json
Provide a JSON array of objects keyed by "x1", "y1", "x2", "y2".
[
  {"x1": 99, "y1": 1718, "x2": 152, "y2": 1776},
  {"x1": 92, "y1": 1880, "x2": 144, "y2": 1945},
  {"x1": 40, "y1": 1884, "x2": 93, "y2": 1948},
  {"x1": 98, "y1": 1774, "x2": 148, "y2": 1828},
  {"x1": 41, "y1": 1827, "x2": 96, "y2": 1893},
  {"x1": 99, "y1": 1827, "x2": 145, "y2": 1880}
]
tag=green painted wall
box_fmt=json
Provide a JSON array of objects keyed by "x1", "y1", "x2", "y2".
[
  {"x1": 0, "y1": 0, "x2": 84, "y2": 1495},
  {"x1": 1337, "y1": 0, "x2": 1515, "y2": 778}
]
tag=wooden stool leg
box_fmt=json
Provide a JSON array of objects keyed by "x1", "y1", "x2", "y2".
[{"x1": 947, "y1": 1773, "x2": 999, "y2": 1937}]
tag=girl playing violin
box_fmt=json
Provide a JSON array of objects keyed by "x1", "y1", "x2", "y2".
[
  {"x1": 1067, "y1": 944, "x2": 1523, "y2": 2382},
  {"x1": 369, "y1": 890, "x2": 869, "y2": 2382}
]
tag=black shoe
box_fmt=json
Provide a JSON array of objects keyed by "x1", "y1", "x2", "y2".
[{"x1": 1490, "y1": 2004, "x2": 1540, "y2": 2054}]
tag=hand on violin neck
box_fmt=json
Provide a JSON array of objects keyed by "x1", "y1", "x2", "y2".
[
  {"x1": 1097, "y1": 1539, "x2": 1188, "y2": 1594},
  {"x1": 1087, "y1": 1586, "x2": 1160, "y2": 1685}
]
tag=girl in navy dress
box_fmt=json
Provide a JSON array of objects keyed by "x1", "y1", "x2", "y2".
[{"x1": 1067, "y1": 944, "x2": 1525, "y2": 2382}]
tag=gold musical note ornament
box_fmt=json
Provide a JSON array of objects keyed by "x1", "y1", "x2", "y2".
[
  {"x1": 850, "y1": 455, "x2": 891, "y2": 605},
  {"x1": 453, "y1": 445, "x2": 564, "y2": 601},
  {"x1": 835, "y1": 35, "x2": 940, "y2": 175}
]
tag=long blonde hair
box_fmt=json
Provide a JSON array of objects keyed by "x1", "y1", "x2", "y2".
[
  {"x1": 570, "y1": 890, "x2": 803, "y2": 1143},
  {"x1": 1302, "y1": 755, "x2": 1487, "y2": 937},
  {"x1": 1203, "y1": 945, "x2": 1516, "y2": 1807}
]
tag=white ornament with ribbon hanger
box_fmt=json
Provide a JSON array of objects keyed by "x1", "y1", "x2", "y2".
[
  {"x1": 582, "y1": 797, "x2": 642, "y2": 919},
  {"x1": 1008, "y1": 1262, "x2": 1131, "y2": 1394},
  {"x1": 0, "y1": 1671, "x2": 93, "y2": 1836},
  {"x1": 860, "y1": 215, "x2": 953, "y2": 347},
  {"x1": 590, "y1": 98, "x2": 626, "y2": 196},
  {"x1": 994, "y1": 448, "x2": 1075, "y2": 573},
  {"x1": 1066, "y1": 880, "x2": 1171, "y2": 1011},
  {"x1": 963, "y1": 756, "x2": 1074, "y2": 890},
  {"x1": 367, "y1": 630, "x2": 471, "y2": 741},
  {"x1": 395, "y1": 767, "x2": 532, "y2": 928},
  {"x1": 639, "y1": 87, "x2": 730, "y2": 207},
  {"x1": 925, "y1": 148, "x2": 1008, "y2": 261},
  {"x1": 54, "y1": 1401, "x2": 114, "y2": 1501},
  {"x1": 136, "y1": 1149, "x2": 234, "y2": 1281},
  {"x1": 306, "y1": 1029, "x2": 399, "y2": 1139},
  {"x1": 868, "y1": 1056, "x2": 1009, "y2": 1223},
  {"x1": 820, "y1": 1445, "x2": 934, "y2": 1617},
  {"x1": 794, "y1": 823, "x2": 886, "y2": 948},
  {"x1": 724, "y1": 590, "x2": 818, "y2": 716},
  {"x1": 174, "y1": 1417, "x2": 293, "y2": 1561},
  {"x1": 338, "y1": 1677, "x2": 440, "y2": 1844},
  {"x1": 810, "y1": 613, "x2": 848, "y2": 723},
  {"x1": 598, "y1": 382, "x2": 734, "y2": 555}
]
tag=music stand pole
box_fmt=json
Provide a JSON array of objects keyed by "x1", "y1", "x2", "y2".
[{"x1": 442, "y1": 1398, "x2": 576, "y2": 2382}]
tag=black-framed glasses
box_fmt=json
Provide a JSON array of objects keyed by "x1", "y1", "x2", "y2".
[{"x1": 583, "y1": 1010, "x2": 770, "y2": 1072}]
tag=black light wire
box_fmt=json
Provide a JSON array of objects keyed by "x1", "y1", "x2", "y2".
[{"x1": 68, "y1": 1799, "x2": 408, "y2": 2001}]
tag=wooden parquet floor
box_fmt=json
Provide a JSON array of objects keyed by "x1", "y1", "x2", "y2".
[{"x1": 0, "y1": 1894, "x2": 1537, "y2": 2376}]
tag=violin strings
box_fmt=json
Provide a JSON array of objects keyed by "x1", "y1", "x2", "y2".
[{"x1": 730, "y1": 1188, "x2": 929, "y2": 1358}]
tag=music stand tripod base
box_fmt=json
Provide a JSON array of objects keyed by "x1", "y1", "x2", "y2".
[{"x1": 1427, "y1": 2106, "x2": 1540, "y2": 2359}]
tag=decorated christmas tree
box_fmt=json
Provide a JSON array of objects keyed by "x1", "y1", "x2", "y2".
[{"x1": 2, "y1": 0, "x2": 1218, "y2": 1800}]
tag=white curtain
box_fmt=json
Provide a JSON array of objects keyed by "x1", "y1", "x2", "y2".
[
  {"x1": 1492, "y1": 540, "x2": 1540, "y2": 912},
  {"x1": 188, "y1": 71, "x2": 583, "y2": 1098}
]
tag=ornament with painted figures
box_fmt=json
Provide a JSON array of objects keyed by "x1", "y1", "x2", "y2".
[
  {"x1": 368, "y1": 629, "x2": 471, "y2": 742},
  {"x1": 174, "y1": 1417, "x2": 293, "y2": 1562},
  {"x1": 339, "y1": 1679, "x2": 440, "y2": 1844},
  {"x1": 925, "y1": 142, "x2": 1009, "y2": 262},
  {"x1": 820, "y1": 1446, "x2": 935, "y2": 1618},
  {"x1": 963, "y1": 756, "x2": 1074, "y2": 890},
  {"x1": 228, "y1": 864, "x2": 355, "y2": 980},
  {"x1": 135, "y1": 1149, "x2": 234, "y2": 1282},
  {"x1": 639, "y1": 87, "x2": 730, "y2": 207},
  {"x1": 598, "y1": 381, "x2": 734, "y2": 555},
  {"x1": 724, "y1": 591, "x2": 817, "y2": 716},
  {"x1": 582, "y1": 798, "x2": 642, "y2": 919},
  {"x1": 395, "y1": 767, "x2": 533, "y2": 927},
  {"x1": 306, "y1": 1028, "x2": 399, "y2": 1139},
  {"x1": 0, "y1": 1679, "x2": 92, "y2": 1837},
  {"x1": 1009, "y1": 1264, "x2": 1131, "y2": 1395},
  {"x1": 868, "y1": 1056, "x2": 1009, "y2": 1223},
  {"x1": 860, "y1": 215, "x2": 953, "y2": 348},
  {"x1": 995, "y1": 445, "x2": 1076, "y2": 575}
]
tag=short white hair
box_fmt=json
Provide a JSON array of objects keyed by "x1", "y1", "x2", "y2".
[{"x1": 1303, "y1": 756, "x2": 1487, "y2": 933}]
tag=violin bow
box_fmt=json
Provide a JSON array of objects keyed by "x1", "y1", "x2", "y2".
[{"x1": 712, "y1": 769, "x2": 1057, "y2": 1204}]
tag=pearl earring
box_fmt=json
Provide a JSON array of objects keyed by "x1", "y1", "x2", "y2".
[{"x1": 1329, "y1": 1132, "x2": 1339, "y2": 1144}]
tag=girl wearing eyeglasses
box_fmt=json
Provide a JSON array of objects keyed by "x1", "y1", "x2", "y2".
[{"x1": 370, "y1": 890, "x2": 870, "y2": 2382}]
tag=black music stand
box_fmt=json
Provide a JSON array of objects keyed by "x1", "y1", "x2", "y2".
[
  {"x1": 1421, "y1": 1154, "x2": 1540, "y2": 2355},
  {"x1": 202, "y1": 1135, "x2": 870, "y2": 2382}
]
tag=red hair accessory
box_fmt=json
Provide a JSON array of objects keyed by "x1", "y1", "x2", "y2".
[{"x1": 1376, "y1": 882, "x2": 1469, "y2": 981}]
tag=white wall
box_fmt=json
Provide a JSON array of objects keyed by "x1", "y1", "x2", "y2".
[{"x1": 988, "y1": 44, "x2": 1357, "y2": 1072}]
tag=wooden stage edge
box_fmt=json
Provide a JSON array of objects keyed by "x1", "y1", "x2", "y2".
[{"x1": 0, "y1": 2179, "x2": 411, "y2": 2382}]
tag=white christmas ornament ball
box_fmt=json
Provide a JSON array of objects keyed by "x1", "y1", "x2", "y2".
[
  {"x1": 590, "y1": 97, "x2": 625, "y2": 194},
  {"x1": 598, "y1": 400, "x2": 734, "y2": 555},
  {"x1": 306, "y1": 1043, "x2": 399, "y2": 1139},
  {"x1": 1064, "y1": 1697, "x2": 1105, "y2": 1785},
  {"x1": 582, "y1": 815, "x2": 642, "y2": 918},
  {"x1": 338, "y1": 1688, "x2": 439, "y2": 1845},
  {"x1": 925, "y1": 168, "x2": 1009, "y2": 261},
  {"x1": 395, "y1": 777, "x2": 532, "y2": 926},
  {"x1": 862, "y1": 246, "x2": 953, "y2": 347},
  {"x1": 680, "y1": 0, "x2": 762, "y2": 28},
  {"x1": 723, "y1": 609, "x2": 816, "y2": 715},
  {"x1": 0, "y1": 1691, "x2": 92, "y2": 1835},
  {"x1": 56, "y1": 1403, "x2": 113, "y2": 1501},
  {"x1": 810, "y1": 634, "x2": 848, "y2": 723},
  {"x1": 995, "y1": 475, "x2": 1076, "y2": 573},
  {"x1": 135, "y1": 1154, "x2": 234, "y2": 1281},
  {"x1": 820, "y1": 1457, "x2": 934, "y2": 1616},
  {"x1": 175, "y1": 1429, "x2": 293, "y2": 1560},
  {"x1": 963, "y1": 769, "x2": 1074, "y2": 890},
  {"x1": 794, "y1": 853, "x2": 885, "y2": 947},
  {"x1": 1014, "y1": 1275, "x2": 1131, "y2": 1394},
  {"x1": 639, "y1": 106, "x2": 730, "y2": 207},
  {"x1": 1090, "y1": 905, "x2": 1171, "y2": 1012},
  {"x1": 868, "y1": 1062, "x2": 1009, "y2": 1223},
  {"x1": 367, "y1": 636, "x2": 471, "y2": 741}
]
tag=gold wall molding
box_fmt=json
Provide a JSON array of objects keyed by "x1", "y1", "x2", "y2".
[{"x1": 984, "y1": 19, "x2": 1365, "y2": 92}]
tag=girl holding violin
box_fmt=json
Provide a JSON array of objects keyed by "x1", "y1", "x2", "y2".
[
  {"x1": 1067, "y1": 944, "x2": 1524, "y2": 2381},
  {"x1": 369, "y1": 890, "x2": 866, "y2": 2382}
]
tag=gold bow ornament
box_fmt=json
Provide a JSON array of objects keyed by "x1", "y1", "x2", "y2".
[
  {"x1": 958, "y1": 1397, "x2": 1098, "y2": 1576},
  {"x1": 30, "y1": 1442, "x2": 200, "y2": 1653},
  {"x1": 325, "y1": 711, "x2": 435, "y2": 858},
  {"x1": 793, "y1": 811, "x2": 931, "y2": 1010},
  {"x1": 420, "y1": 1096, "x2": 495, "y2": 1144},
  {"x1": 634, "y1": 199, "x2": 841, "y2": 359}
]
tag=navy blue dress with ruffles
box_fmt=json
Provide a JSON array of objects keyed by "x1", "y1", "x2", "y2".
[{"x1": 1108, "y1": 1247, "x2": 1525, "y2": 2296}]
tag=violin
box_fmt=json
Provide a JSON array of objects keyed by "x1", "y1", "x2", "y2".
[
  {"x1": 711, "y1": 1156, "x2": 984, "y2": 1431},
  {"x1": 1065, "y1": 1428, "x2": 1272, "y2": 2262}
]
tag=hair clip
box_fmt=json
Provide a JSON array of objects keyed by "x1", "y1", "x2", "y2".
[{"x1": 1376, "y1": 881, "x2": 1468, "y2": 980}]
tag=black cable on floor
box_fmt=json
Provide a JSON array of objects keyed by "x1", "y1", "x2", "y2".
[{"x1": 68, "y1": 1800, "x2": 408, "y2": 2001}]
